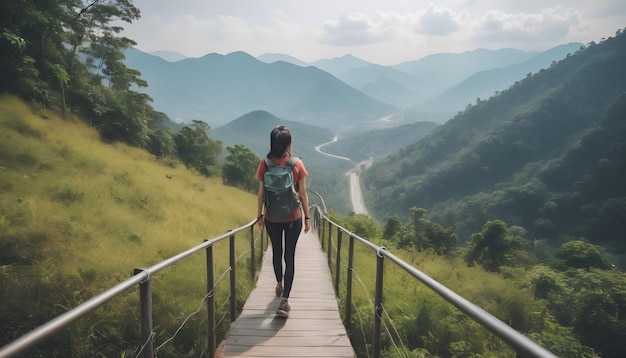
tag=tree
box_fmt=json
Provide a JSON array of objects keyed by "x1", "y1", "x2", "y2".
[
  {"x1": 222, "y1": 145, "x2": 259, "y2": 192},
  {"x1": 382, "y1": 216, "x2": 402, "y2": 242},
  {"x1": 555, "y1": 240, "x2": 609, "y2": 270},
  {"x1": 424, "y1": 222, "x2": 457, "y2": 255},
  {"x1": 465, "y1": 220, "x2": 523, "y2": 271},
  {"x1": 174, "y1": 120, "x2": 222, "y2": 176}
]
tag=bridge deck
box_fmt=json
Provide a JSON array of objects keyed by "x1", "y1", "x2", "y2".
[{"x1": 217, "y1": 229, "x2": 355, "y2": 357}]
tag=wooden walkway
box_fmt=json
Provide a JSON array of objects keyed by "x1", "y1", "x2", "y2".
[{"x1": 217, "y1": 229, "x2": 355, "y2": 357}]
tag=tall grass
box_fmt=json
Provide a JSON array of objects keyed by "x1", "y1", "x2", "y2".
[{"x1": 0, "y1": 95, "x2": 257, "y2": 355}]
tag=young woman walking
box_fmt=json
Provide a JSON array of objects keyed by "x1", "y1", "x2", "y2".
[{"x1": 256, "y1": 125, "x2": 310, "y2": 318}]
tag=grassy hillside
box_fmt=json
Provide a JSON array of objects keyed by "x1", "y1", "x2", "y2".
[{"x1": 0, "y1": 95, "x2": 257, "y2": 355}]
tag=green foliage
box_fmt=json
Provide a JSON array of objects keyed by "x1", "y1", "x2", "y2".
[
  {"x1": 390, "y1": 208, "x2": 457, "y2": 255},
  {"x1": 331, "y1": 212, "x2": 380, "y2": 239},
  {"x1": 382, "y1": 215, "x2": 402, "y2": 241},
  {"x1": 174, "y1": 120, "x2": 222, "y2": 177},
  {"x1": 465, "y1": 220, "x2": 525, "y2": 271},
  {"x1": 0, "y1": 0, "x2": 227, "y2": 180},
  {"x1": 326, "y1": 209, "x2": 624, "y2": 356},
  {"x1": 222, "y1": 144, "x2": 259, "y2": 192},
  {"x1": 555, "y1": 240, "x2": 610, "y2": 270}
]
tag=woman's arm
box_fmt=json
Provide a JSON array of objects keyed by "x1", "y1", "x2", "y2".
[{"x1": 257, "y1": 180, "x2": 265, "y2": 230}]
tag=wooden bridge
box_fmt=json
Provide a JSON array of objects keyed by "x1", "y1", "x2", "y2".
[{"x1": 217, "y1": 228, "x2": 355, "y2": 357}]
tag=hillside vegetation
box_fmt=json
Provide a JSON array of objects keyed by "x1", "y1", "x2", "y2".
[
  {"x1": 0, "y1": 95, "x2": 256, "y2": 355},
  {"x1": 364, "y1": 29, "x2": 626, "y2": 260}
]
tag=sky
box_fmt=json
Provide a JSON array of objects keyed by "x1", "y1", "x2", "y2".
[{"x1": 120, "y1": 0, "x2": 626, "y2": 65}]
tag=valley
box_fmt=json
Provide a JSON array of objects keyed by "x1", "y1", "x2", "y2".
[{"x1": 314, "y1": 135, "x2": 371, "y2": 215}]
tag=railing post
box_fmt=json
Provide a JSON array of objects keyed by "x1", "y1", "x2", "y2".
[
  {"x1": 205, "y1": 242, "x2": 216, "y2": 358},
  {"x1": 335, "y1": 229, "x2": 342, "y2": 294},
  {"x1": 373, "y1": 249, "x2": 385, "y2": 358},
  {"x1": 134, "y1": 268, "x2": 154, "y2": 358},
  {"x1": 229, "y1": 231, "x2": 237, "y2": 321},
  {"x1": 261, "y1": 229, "x2": 266, "y2": 254},
  {"x1": 320, "y1": 216, "x2": 326, "y2": 249},
  {"x1": 250, "y1": 226, "x2": 256, "y2": 282},
  {"x1": 327, "y1": 221, "x2": 332, "y2": 267},
  {"x1": 345, "y1": 234, "x2": 355, "y2": 332}
]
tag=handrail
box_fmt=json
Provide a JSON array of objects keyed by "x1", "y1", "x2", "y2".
[
  {"x1": 2, "y1": 198, "x2": 559, "y2": 358},
  {"x1": 312, "y1": 206, "x2": 558, "y2": 358},
  {"x1": 0, "y1": 218, "x2": 264, "y2": 358}
]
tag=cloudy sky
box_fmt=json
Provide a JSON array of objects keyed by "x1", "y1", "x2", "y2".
[{"x1": 120, "y1": 0, "x2": 625, "y2": 65}]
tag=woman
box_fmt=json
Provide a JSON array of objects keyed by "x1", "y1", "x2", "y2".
[{"x1": 256, "y1": 125, "x2": 310, "y2": 318}]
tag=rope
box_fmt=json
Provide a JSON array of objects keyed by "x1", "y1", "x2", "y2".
[{"x1": 152, "y1": 267, "x2": 230, "y2": 353}]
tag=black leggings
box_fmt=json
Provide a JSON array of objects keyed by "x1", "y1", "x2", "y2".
[{"x1": 265, "y1": 219, "x2": 302, "y2": 299}]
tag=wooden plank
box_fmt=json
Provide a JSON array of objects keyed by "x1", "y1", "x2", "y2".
[
  {"x1": 223, "y1": 345, "x2": 355, "y2": 357},
  {"x1": 217, "y1": 230, "x2": 356, "y2": 357}
]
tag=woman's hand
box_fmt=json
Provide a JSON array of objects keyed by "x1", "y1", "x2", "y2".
[{"x1": 304, "y1": 217, "x2": 310, "y2": 233}]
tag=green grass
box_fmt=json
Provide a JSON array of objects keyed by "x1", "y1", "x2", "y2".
[{"x1": 0, "y1": 95, "x2": 258, "y2": 355}]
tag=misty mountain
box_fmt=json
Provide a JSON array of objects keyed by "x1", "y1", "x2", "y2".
[
  {"x1": 363, "y1": 33, "x2": 626, "y2": 253},
  {"x1": 309, "y1": 54, "x2": 373, "y2": 77},
  {"x1": 124, "y1": 49, "x2": 395, "y2": 129},
  {"x1": 425, "y1": 42, "x2": 583, "y2": 114},
  {"x1": 312, "y1": 46, "x2": 582, "y2": 119},
  {"x1": 392, "y1": 48, "x2": 538, "y2": 95},
  {"x1": 257, "y1": 53, "x2": 309, "y2": 67},
  {"x1": 342, "y1": 64, "x2": 421, "y2": 107},
  {"x1": 150, "y1": 50, "x2": 188, "y2": 62}
]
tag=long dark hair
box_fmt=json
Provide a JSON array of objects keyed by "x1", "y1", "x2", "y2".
[{"x1": 267, "y1": 125, "x2": 292, "y2": 158}]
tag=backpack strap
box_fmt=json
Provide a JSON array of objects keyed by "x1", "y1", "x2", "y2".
[
  {"x1": 286, "y1": 156, "x2": 299, "y2": 168},
  {"x1": 265, "y1": 156, "x2": 299, "y2": 169}
]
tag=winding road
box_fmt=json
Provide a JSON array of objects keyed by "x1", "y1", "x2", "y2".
[{"x1": 315, "y1": 136, "x2": 370, "y2": 215}]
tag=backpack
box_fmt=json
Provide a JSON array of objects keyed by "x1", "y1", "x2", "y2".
[{"x1": 263, "y1": 157, "x2": 301, "y2": 220}]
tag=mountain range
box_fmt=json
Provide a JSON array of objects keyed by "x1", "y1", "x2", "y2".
[
  {"x1": 362, "y1": 32, "x2": 626, "y2": 255},
  {"x1": 124, "y1": 50, "x2": 394, "y2": 130},
  {"x1": 127, "y1": 43, "x2": 582, "y2": 129}
]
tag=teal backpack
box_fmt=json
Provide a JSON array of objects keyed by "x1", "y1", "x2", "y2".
[{"x1": 263, "y1": 157, "x2": 301, "y2": 220}]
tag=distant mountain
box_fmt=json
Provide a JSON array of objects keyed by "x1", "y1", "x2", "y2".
[
  {"x1": 257, "y1": 53, "x2": 308, "y2": 67},
  {"x1": 392, "y1": 48, "x2": 538, "y2": 95},
  {"x1": 363, "y1": 33, "x2": 626, "y2": 254},
  {"x1": 212, "y1": 110, "x2": 333, "y2": 161},
  {"x1": 339, "y1": 64, "x2": 419, "y2": 106},
  {"x1": 150, "y1": 50, "x2": 187, "y2": 62},
  {"x1": 425, "y1": 42, "x2": 584, "y2": 114},
  {"x1": 124, "y1": 49, "x2": 395, "y2": 129},
  {"x1": 310, "y1": 54, "x2": 372, "y2": 77},
  {"x1": 324, "y1": 47, "x2": 578, "y2": 114}
]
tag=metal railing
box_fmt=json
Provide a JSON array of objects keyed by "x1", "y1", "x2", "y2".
[
  {"x1": 312, "y1": 205, "x2": 558, "y2": 358},
  {"x1": 0, "y1": 218, "x2": 266, "y2": 358},
  {"x1": 2, "y1": 197, "x2": 558, "y2": 358}
]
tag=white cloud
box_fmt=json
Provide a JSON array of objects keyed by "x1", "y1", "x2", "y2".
[
  {"x1": 321, "y1": 13, "x2": 396, "y2": 46},
  {"x1": 121, "y1": 0, "x2": 624, "y2": 64},
  {"x1": 416, "y1": 3, "x2": 464, "y2": 36},
  {"x1": 475, "y1": 6, "x2": 583, "y2": 43}
]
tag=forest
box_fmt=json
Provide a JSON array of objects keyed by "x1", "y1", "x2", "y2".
[{"x1": 363, "y1": 29, "x2": 626, "y2": 264}]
